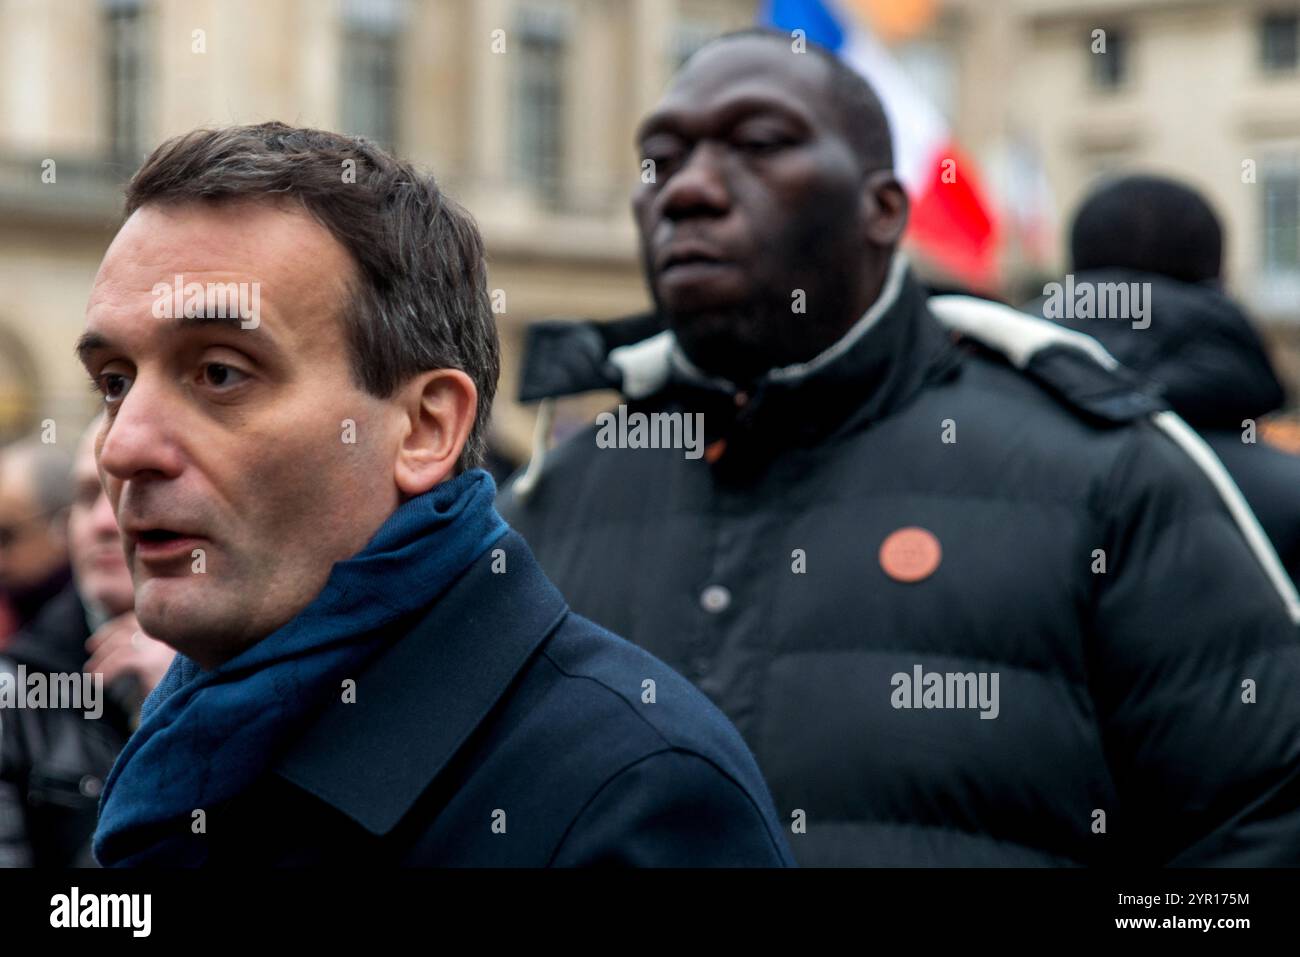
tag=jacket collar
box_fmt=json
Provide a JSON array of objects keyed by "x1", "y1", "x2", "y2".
[
  {"x1": 272, "y1": 529, "x2": 568, "y2": 836},
  {"x1": 517, "y1": 253, "x2": 918, "y2": 403},
  {"x1": 515, "y1": 255, "x2": 962, "y2": 474},
  {"x1": 667, "y1": 250, "x2": 913, "y2": 395},
  {"x1": 660, "y1": 257, "x2": 963, "y2": 473}
]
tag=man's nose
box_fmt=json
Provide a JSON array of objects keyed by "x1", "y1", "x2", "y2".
[
  {"x1": 658, "y1": 143, "x2": 731, "y2": 221},
  {"x1": 97, "y1": 377, "x2": 185, "y2": 483}
]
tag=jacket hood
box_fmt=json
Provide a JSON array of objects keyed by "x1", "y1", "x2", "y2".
[{"x1": 1027, "y1": 268, "x2": 1286, "y2": 429}]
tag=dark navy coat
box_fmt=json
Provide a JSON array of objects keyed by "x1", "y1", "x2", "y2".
[{"x1": 196, "y1": 530, "x2": 793, "y2": 866}]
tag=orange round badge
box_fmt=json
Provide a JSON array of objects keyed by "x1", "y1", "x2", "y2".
[{"x1": 879, "y1": 527, "x2": 942, "y2": 583}]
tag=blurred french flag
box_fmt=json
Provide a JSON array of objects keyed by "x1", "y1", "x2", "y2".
[{"x1": 760, "y1": 0, "x2": 1000, "y2": 291}]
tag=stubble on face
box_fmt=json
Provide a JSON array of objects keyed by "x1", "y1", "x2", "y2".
[
  {"x1": 632, "y1": 38, "x2": 874, "y2": 384},
  {"x1": 84, "y1": 200, "x2": 404, "y2": 668}
]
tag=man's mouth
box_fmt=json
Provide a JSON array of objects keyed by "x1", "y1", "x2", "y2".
[
  {"x1": 658, "y1": 243, "x2": 731, "y2": 274},
  {"x1": 655, "y1": 241, "x2": 746, "y2": 305},
  {"x1": 129, "y1": 528, "x2": 208, "y2": 564}
]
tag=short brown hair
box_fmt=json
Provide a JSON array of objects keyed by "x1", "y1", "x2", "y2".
[{"x1": 124, "y1": 122, "x2": 499, "y2": 472}]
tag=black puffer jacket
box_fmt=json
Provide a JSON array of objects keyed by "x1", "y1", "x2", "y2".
[
  {"x1": 501, "y1": 262, "x2": 1300, "y2": 867},
  {"x1": 0, "y1": 586, "x2": 135, "y2": 867},
  {"x1": 1027, "y1": 268, "x2": 1300, "y2": 585}
]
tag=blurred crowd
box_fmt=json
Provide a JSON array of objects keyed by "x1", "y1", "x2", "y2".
[{"x1": 0, "y1": 418, "x2": 173, "y2": 865}]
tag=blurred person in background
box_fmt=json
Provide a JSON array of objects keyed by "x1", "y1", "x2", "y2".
[
  {"x1": 1027, "y1": 173, "x2": 1300, "y2": 586},
  {"x1": 0, "y1": 417, "x2": 172, "y2": 867},
  {"x1": 0, "y1": 440, "x2": 74, "y2": 648},
  {"x1": 501, "y1": 30, "x2": 1300, "y2": 866}
]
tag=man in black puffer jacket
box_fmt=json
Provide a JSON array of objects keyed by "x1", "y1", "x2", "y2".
[
  {"x1": 499, "y1": 31, "x2": 1300, "y2": 866},
  {"x1": 1026, "y1": 173, "x2": 1300, "y2": 586}
]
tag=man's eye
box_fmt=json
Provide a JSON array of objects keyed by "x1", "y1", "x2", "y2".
[
  {"x1": 641, "y1": 139, "x2": 686, "y2": 172},
  {"x1": 736, "y1": 137, "x2": 789, "y2": 154},
  {"x1": 90, "y1": 373, "x2": 132, "y2": 404},
  {"x1": 644, "y1": 151, "x2": 681, "y2": 175},
  {"x1": 201, "y1": 363, "x2": 249, "y2": 389}
]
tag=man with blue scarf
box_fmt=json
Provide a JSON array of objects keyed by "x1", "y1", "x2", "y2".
[{"x1": 78, "y1": 123, "x2": 792, "y2": 868}]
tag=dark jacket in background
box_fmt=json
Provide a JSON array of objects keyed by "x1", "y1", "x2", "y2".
[
  {"x1": 0, "y1": 585, "x2": 133, "y2": 867},
  {"x1": 0, "y1": 565, "x2": 72, "y2": 651},
  {"x1": 500, "y1": 264, "x2": 1300, "y2": 867},
  {"x1": 171, "y1": 531, "x2": 793, "y2": 867},
  {"x1": 1026, "y1": 268, "x2": 1300, "y2": 585}
]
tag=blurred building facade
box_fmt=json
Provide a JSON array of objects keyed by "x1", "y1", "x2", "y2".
[
  {"x1": 1, "y1": 0, "x2": 1298, "y2": 456},
  {"x1": 941, "y1": 0, "x2": 1300, "y2": 392},
  {"x1": 0, "y1": 0, "x2": 754, "y2": 456}
]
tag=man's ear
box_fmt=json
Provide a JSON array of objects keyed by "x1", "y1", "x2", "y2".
[
  {"x1": 393, "y1": 369, "x2": 478, "y2": 497},
  {"x1": 861, "y1": 171, "x2": 909, "y2": 247}
]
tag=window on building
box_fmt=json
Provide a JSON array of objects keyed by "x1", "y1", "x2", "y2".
[
  {"x1": 512, "y1": 6, "x2": 568, "y2": 207},
  {"x1": 340, "y1": 0, "x2": 404, "y2": 150},
  {"x1": 1090, "y1": 26, "x2": 1129, "y2": 90},
  {"x1": 1261, "y1": 12, "x2": 1300, "y2": 72},
  {"x1": 104, "y1": 0, "x2": 148, "y2": 164},
  {"x1": 1263, "y1": 164, "x2": 1300, "y2": 278}
]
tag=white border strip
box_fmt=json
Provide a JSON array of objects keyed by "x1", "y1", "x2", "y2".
[
  {"x1": 928, "y1": 294, "x2": 1120, "y2": 371},
  {"x1": 1152, "y1": 411, "x2": 1300, "y2": 625}
]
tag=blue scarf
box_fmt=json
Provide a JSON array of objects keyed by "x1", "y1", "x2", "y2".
[{"x1": 94, "y1": 469, "x2": 508, "y2": 867}]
